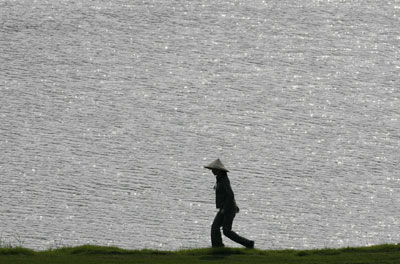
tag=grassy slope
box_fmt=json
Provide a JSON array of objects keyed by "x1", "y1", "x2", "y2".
[{"x1": 1, "y1": 244, "x2": 400, "y2": 264}]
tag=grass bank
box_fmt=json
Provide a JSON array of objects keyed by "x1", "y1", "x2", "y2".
[{"x1": 1, "y1": 244, "x2": 400, "y2": 263}]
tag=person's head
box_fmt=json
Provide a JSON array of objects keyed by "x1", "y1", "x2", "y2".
[{"x1": 212, "y1": 169, "x2": 227, "y2": 179}]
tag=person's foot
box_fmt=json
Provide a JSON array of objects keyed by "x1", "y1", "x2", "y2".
[{"x1": 246, "y1": 241, "x2": 255, "y2": 249}]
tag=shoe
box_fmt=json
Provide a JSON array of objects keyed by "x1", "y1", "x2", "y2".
[{"x1": 246, "y1": 241, "x2": 254, "y2": 249}]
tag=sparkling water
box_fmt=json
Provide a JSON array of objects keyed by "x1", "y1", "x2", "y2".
[{"x1": 1, "y1": 0, "x2": 399, "y2": 250}]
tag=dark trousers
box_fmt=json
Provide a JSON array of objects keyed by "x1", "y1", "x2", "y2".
[{"x1": 211, "y1": 210, "x2": 252, "y2": 248}]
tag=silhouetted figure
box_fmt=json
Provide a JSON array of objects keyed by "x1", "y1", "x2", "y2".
[{"x1": 204, "y1": 159, "x2": 255, "y2": 249}]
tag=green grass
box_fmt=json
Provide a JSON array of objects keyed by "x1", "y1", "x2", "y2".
[{"x1": 1, "y1": 244, "x2": 400, "y2": 263}]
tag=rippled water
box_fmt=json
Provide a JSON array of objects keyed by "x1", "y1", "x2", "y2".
[{"x1": 1, "y1": 0, "x2": 399, "y2": 250}]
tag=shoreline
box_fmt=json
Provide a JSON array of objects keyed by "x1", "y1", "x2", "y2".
[{"x1": 1, "y1": 243, "x2": 400, "y2": 264}]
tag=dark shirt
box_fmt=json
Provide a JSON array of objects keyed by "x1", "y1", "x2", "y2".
[{"x1": 215, "y1": 176, "x2": 237, "y2": 213}]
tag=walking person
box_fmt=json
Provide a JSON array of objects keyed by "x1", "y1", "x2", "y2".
[{"x1": 205, "y1": 158, "x2": 255, "y2": 249}]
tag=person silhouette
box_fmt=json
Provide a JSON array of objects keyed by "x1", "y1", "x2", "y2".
[{"x1": 204, "y1": 158, "x2": 255, "y2": 249}]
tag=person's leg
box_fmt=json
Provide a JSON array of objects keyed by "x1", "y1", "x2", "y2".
[
  {"x1": 222, "y1": 212, "x2": 254, "y2": 248},
  {"x1": 211, "y1": 211, "x2": 224, "y2": 247}
]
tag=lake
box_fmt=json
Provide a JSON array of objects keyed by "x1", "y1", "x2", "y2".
[{"x1": 0, "y1": 0, "x2": 399, "y2": 250}]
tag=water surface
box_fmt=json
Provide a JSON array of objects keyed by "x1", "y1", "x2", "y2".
[{"x1": 1, "y1": 0, "x2": 399, "y2": 250}]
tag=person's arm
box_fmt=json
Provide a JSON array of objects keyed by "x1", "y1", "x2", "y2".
[{"x1": 222, "y1": 178, "x2": 235, "y2": 213}]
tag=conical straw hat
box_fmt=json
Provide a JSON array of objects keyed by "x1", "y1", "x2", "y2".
[{"x1": 204, "y1": 158, "x2": 229, "y2": 172}]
